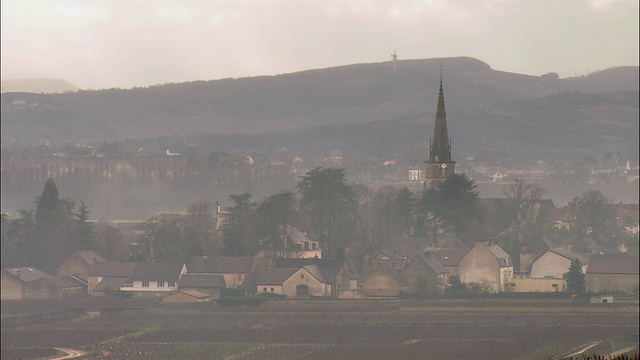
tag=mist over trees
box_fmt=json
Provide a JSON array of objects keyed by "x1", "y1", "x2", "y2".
[
  {"x1": 1, "y1": 169, "x2": 633, "y2": 274},
  {"x1": 0, "y1": 179, "x2": 94, "y2": 272}
]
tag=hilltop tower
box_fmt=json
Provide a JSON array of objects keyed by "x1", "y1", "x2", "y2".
[{"x1": 424, "y1": 70, "x2": 455, "y2": 190}]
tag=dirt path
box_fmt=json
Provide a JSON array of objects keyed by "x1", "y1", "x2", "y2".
[
  {"x1": 607, "y1": 346, "x2": 636, "y2": 359},
  {"x1": 50, "y1": 348, "x2": 87, "y2": 360},
  {"x1": 563, "y1": 341, "x2": 599, "y2": 358}
]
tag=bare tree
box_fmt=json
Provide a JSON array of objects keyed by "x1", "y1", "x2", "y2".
[
  {"x1": 188, "y1": 201, "x2": 215, "y2": 255},
  {"x1": 95, "y1": 221, "x2": 125, "y2": 261}
]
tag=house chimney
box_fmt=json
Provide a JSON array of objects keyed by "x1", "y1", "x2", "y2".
[{"x1": 14, "y1": 269, "x2": 20, "y2": 279}]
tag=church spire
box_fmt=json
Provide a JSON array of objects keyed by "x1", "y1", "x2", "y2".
[{"x1": 429, "y1": 67, "x2": 451, "y2": 163}]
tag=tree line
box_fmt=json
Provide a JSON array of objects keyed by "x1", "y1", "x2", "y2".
[{"x1": 1, "y1": 168, "x2": 622, "y2": 274}]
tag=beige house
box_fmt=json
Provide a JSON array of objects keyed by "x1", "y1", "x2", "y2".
[
  {"x1": 459, "y1": 241, "x2": 513, "y2": 293},
  {"x1": 255, "y1": 265, "x2": 334, "y2": 297},
  {"x1": 586, "y1": 254, "x2": 639, "y2": 294},
  {"x1": 255, "y1": 268, "x2": 295, "y2": 295},
  {"x1": 268, "y1": 258, "x2": 346, "y2": 298},
  {"x1": 530, "y1": 248, "x2": 588, "y2": 279},
  {"x1": 56, "y1": 250, "x2": 106, "y2": 282},
  {"x1": 120, "y1": 262, "x2": 186, "y2": 298},
  {"x1": 280, "y1": 226, "x2": 322, "y2": 259},
  {"x1": 361, "y1": 267, "x2": 409, "y2": 298}
]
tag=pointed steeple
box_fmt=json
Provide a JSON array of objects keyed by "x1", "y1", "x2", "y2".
[{"x1": 429, "y1": 67, "x2": 451, "y2": 163}]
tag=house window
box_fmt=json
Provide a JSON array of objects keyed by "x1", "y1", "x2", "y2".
[
  {"x1": 301, "y1": 274, "x2": 304, "y2": 279},
  {"x1": 552, "y1": 283, "x2": 558, "y2": 288},
  {"x1": 263, "y1": 287, "x2": 267, "y2": 292},
  {"x1": 510, "y1": 283, "x2": 516, "y2": 287},
  {"x1": 168, "y1": 281, "x2": 176, "y2": 288},
  {"x1": 142, "y1": 281, "x2": 149, "y2": 287},
  {"x1": 157, "y1": 281, "x2": 164, "y2": 287},
  {"x1": 270, "y1": 287, "x2": 275, "y2": 292}
]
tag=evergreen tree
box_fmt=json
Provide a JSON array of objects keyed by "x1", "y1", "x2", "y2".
[
  {"x1": 393, "y1": 186, "x2": 415, "y2": 236},
  {"x1": 257, "y1": 191, "x2": 298, "y2": 253},
  {"x1": 73, "y1": 201, "x2": 94, "y2": 250},
  {"x1": 435, "y1": 174, "x2": 479, "y2": 234},
  {"x1": 564, "y1": 258, "x2": 586, "y2": 293},
  {"x1": 34, "y1": 178, "x2": 70, "y2": 236},
  {"x1": 221, "y1": 193, "x2": 258, "y2": 256},
  {"x1": 296, "y1": 168, "x2": 356, "y2": 258}
]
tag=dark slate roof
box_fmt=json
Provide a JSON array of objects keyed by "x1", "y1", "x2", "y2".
[
  {"x1": 364, "y1": 257, "x2": 407, "y2": 271},
  {"x1": 49, "y1": 275, "x2": 86, "y2": 288},
  {"x1": 436, "y1": 235, "x2": 467, "y2": 250},
  {"x1": 179, "y1": 274, "x2": 226, "y2": 288},
  {"x1": 548, "y1": 248, "x2": 590, "y2": 264},
  {"x1": 255, "y1": 268, "x2": 297, "y2": 285},
  {"x1": 88, "y1": 262, "x2": 138, "y2": 277},
  {"x1": 132, "y1": 262, "x2": 184, "y2": 282},
  {"x1": 425, "y1": 249, "x2": 468, "y2": 267},
  {"x1": 486, "y1": 244, "x2": 510, "y2": 259},
  {"x1": 587, "y1": 254, "x2": 639, "y2": 275},
  {"x1": 93, "y1": 277, "x2": 130, "y2": 292},
  {"x1": 416, "y1": 254, "x2": 448, "y2": 274},
  {"x1": 283, "y1": 226, "x2": 317, "y2": 245},
  {"x1": 188, "y1": 256, "x2": 255, "y2": 274},
  {"x1": 302, "y1": 265, "x2": 329, "y2": 283},
  {"x1": 4, "y1": 267, "x2": 51, "y2": 282}
]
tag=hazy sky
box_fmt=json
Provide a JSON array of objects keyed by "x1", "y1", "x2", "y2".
[{"x1": 1, "y1": 0, "x2": 638, "y2": 90}]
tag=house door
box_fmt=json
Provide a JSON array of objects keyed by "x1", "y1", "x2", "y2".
[{"x1": 296, "y1": 285, "x2": 309, "y2": 296}]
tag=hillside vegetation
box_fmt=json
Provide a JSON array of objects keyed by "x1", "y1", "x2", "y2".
[{"x1": 1, "y1": 57, "x2": 637, "y2": 157}]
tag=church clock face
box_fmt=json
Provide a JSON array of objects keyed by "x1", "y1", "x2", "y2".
[{"x1": 441, "y1": 163, "x2": 447, "y2": 169}]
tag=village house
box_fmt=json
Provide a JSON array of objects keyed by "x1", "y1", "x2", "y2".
[
  {"x1": 529, "y1": 248, "x2": 589, "y2": 279},
  {"x1": 361, "y1": 267, "x2": 409, "y2": 298},
  {"x1": 265, "y1": 258, "x2": 347, "y2": 298},
  {"x1": 280, "y1": 226, "x2": 322, "y2": 259},
  {"x1": 87, "y1": 262, "x2": 138, "y2": 296},
  {"x1": 2, "y1": 267, "x2": 86, "y2": 299},
  {"x1": 187, "y1": 256, "x2": 257, "y2": 289},
  {"x1": 120, "y1": 262, "x2": 186, "y2": 298},
  {"x1": 178, "y1": 274, "x2": 226, "y2": 299},
  {"x1": 458, "y1": 241, "x2": 513, "y2": 293},
  {"x1": 401, "y1": 253, "x2": 450, "y2": 295},
  {"x1": 586, "y1": 254, "x2": 639, "y2": 294},
  {"x1": 56, "y1": 250, "x2": 106, "y2": 282},
  {"x1": 424, "y1": 248, "x2": 469, "y2": 281}
]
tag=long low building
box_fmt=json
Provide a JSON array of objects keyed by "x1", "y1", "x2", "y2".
[{"x1": 586, "y1": 254, "x2": 639, "y2": 294}]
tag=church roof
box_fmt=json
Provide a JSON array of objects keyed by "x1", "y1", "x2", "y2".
[{"x1": 429, "y1": 70, "x2": 452, "y2": 164}]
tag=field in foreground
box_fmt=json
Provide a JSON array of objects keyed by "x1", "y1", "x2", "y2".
[{"x1": 1, "y1": 298, "x2": 638, "y2": 360}]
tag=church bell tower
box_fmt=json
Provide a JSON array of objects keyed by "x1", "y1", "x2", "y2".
[{"x1": 424, "y1": 70, "x2": 455, "y2": 190}]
